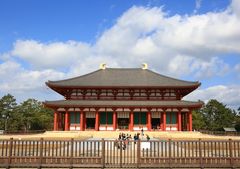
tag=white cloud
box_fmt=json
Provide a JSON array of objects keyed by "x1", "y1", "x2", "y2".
[
  {"x1": 11, "y1": 40, "x2": 91, "y2": 69},
  {"x1": 185, "y1": 85, "x2": 240, "y2": 109},
  {"x1": 230, "y1": 0, "x2": 240, "y2": 17},
  {"x1": 196, "y1": 0, "x2": 202, "y2": 9},
  {"x1": 194, "y1": 0, "x2": 202, "y2": 14},
  {"x1": 4, "y1": 2, "x2": 240, "y2": 77},
  {"x1": 234, "y1": 63, "x2": 240, "y2": 78},
  {"x1": 0, "y1": 61, "x2": 65, "y2": 102},
  {"x1": 168, "y1": 56, "x2": 228, "y2": 78},
  {"x1": 235, "y1": 63, "x2": 240, "y2": 71},
  {"x1": 0, "y1": 0, "x2": 240, "y2": 108}
]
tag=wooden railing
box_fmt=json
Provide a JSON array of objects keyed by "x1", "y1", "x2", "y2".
[{"x1": 0, "y1": 138, "x2": 239, "y2": 168}]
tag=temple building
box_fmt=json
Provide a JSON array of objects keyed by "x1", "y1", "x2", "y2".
[{"x1": 44, "y1": 64, "x2": 203, "y2": 131}]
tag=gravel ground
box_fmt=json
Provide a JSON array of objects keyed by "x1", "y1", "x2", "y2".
[{"x1": 0, "y1": 131, "x2": 240, "y2": 140}]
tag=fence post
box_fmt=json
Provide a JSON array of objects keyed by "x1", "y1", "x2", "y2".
[
  {"x1": 6, "y1": 138, "x2": 13, "y2": 169},
  {"x1": 38, "y1": 138, "x2": 43, "y2": 169},
  {"x1": 199, "y1": 139, "x2": 203, "y2": 169},
  {"x1": 70, "y1": 138, "x2": 74, "y2": 169},
  {"x1": 120, "y1": 141, "x2": 122, "y2": 168},
  {"x1": 168, "y1": 139, "x2": 172, "y2": 169},
  {"x1": 102, "y1": 139, "x2": 105, "y2": 169},
  {"x1": 137, "y1": 139, "x2": 141, "y2": 168},
  {"x1": 229, "y1": 139, "x2": 234, "y2": 169}
]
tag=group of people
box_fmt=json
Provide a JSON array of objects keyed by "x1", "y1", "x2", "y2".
[
  {"x1": 133, "y1": 132, "x2": 150, "y2": 142},
  {"x1": 114, "y1": 133, "x2": 132, "y2": 150},
  {"x1": 114, "y1": 131, "x2": 151, "y2": 150}
]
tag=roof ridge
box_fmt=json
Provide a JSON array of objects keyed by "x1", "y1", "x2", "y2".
[{"x1": 106, "y1": 67, "x2": 142, "y2": 70}]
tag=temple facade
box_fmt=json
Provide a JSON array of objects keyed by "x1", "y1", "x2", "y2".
[{"x1": 44, "y1": 64, "x2": 203, "y2": 131}]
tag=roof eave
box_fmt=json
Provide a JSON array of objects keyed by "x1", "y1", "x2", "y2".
[
  {"x1": 44, "y1": 100, "x2": 203, "y2": 109},
  {"x1": 45, "y1": 84, "x2": 200, "y2": 89}
]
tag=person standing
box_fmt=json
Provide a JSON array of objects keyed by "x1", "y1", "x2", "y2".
[
  {"x1": 141, "y1": 128, "x2": 144, "y2": 137},
  {"x1": 146, "y1": 134, "x2": 150, "y2": 141}
]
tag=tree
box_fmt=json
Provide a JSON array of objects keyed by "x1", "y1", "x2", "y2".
[
  {"x1": 0, "y1": 94, "x2": 17, "y2": 131},
  {"x1": 0, "y1": 94, "x2": 54, "y2": 132},
  {"x1": 192, "y1": 110, "x2": 206, "y2": 130},
  {"x1": 17, "y1": 99, "x2": 53, "y2": 131},
  {"x1": 235, "y1": 107, "x2": 240, "y2": 131},
  {"x1": 31, "y1": 105, "x2": 53, "y2": 130},
  {"x1": 201, "y1": 99, "x2": 236, "y2": 131}
]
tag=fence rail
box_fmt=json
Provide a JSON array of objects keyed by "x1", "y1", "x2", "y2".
[{"x1": 0, "y1": 138, "x2": 240, "y2": 168}]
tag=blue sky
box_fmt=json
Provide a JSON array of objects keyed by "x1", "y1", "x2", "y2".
[
  {"x1": 0, "y1": 0, "x2": 240, "y2": 109},
  {"x1": 0, "y1": 0, "x2": 231, "y2": 50}
]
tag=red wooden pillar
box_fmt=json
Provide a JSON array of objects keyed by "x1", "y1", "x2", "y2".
[
  {"x1": 147, "y1": 109, "x2": 152, "y2": 131},
  {"x1": 188, "y1": 109, "x2": 192, "y2": 131},
  {"x1": 129, "y1": 109, "x2": 134, "y2": 131},
  {"x1": 160, "y1": 112, "x2": 163, "y2": 130},
  {"x1": 80, "y1": 109, "x2": 85, "y2": 131},
  {"x1": 54, "y1": 110, "x2": 58, "y2": 131},
  {"x1": 84, "y1": 112, "x2": 86, "y2": 129},
  {"x1": 113, "y1": 108, "x2": 117, "y2": 130},
  {"x1": 177, "y1": 109, "x2": 182, "y2": 131},
  {"x1": 64, "y1": 109, "x2": 69, "y2": 131},
  {"x1": 163, "y1": 109, "x2": 166, "y2": 131},
  {"x1": 95, "y1": 109, "x2": 99, "y2": 131}
]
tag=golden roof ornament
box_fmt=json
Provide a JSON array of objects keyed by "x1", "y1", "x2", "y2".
[
  {"x1": 142, "y1": 63, "x2": 148, "y2": 70},
  {"x1": 100, "y1": 63, "x2": 106, "y2": 70}
]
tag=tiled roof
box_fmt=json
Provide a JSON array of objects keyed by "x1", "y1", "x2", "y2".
[{"x1": 46, "y1": 68, "x2": 200, "y2": 87}]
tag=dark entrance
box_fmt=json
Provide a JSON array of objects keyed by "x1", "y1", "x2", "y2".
[
  {"x1": 151, "y1": 118, "x2": 160, "y2": 130},
  {"x1": 86, "y1": 118, "x2": 95, "y2": 129},
  {"x1": 181, "y1": 112, "x2": 188, "y2": 131},
  {"x1": 117, "y1": 118, "x2": 129, "y2": 130},
  {"x1": 58, "y1": 112, "x2": 65, "y2": 131}
]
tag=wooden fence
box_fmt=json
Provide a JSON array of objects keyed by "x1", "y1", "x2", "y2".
[{"x1": 0, "y1": 138, "x2": 239, "y2": 168}]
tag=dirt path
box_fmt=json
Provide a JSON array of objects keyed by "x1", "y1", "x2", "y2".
[{"x1": 0, "y1": 131, "x2": 239, "y2": 140}]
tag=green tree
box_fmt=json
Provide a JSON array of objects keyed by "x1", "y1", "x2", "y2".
[
  {"x1": 0, "y1": 94, "x2": 54, "y2": 132},
  {"x1": 17, "y1": 99, "x2": 53, "y2": 131},
  {"x1": 31, "y1": 106, "x2": 53, "y2": 130},
  {"x1": 0, "y1": 94, "x2": 17, "y2": 131},
  {"x1": 201, "y1": 99, "x2": 235, "y2": 131},
  {"x1": 235, "y1": 107, "x2": 240, "y2": 131},
  {"x1": 192, "y1": 110, "x2": 206, "y2": 130}
]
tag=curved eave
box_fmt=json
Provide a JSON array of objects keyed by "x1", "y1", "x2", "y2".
[
  {"x1": 46, "y1": 81, "x2": 200, "y2": 97},
  {"x1": 46, "y1": 81, "x2": 201, "y2": 90}
]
